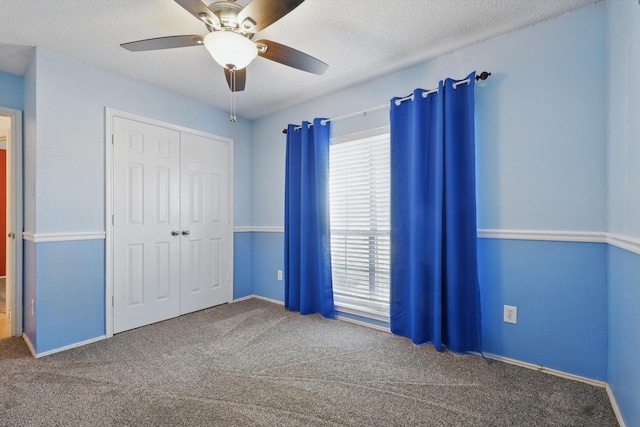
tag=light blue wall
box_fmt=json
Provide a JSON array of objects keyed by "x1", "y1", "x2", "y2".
[
  {"x1": 606, "y1": 1, "x2": 640, "y2": 425},
  {"x1": 23, "y1": 241, "x2": 36, "y2": 348},
  {"x1": 36, "y1": 240, "x2": 105, "y2": 353},
  {"x1": 607, "y1": 0, "x2": 640, "y2": 239},
  {"x1": 251, "y1": 232, "x2": 284, "y2": 301},
  {"x1": 33, "y1": 48, "x2": 252, "y2": 233},
  {"x1": 0, "y1": 70, "x2": 24, "y2": 110},
  {"x1": 233, "y1": 232, "x2": 253, "y2": 300},
  {"x1": 607, "y1": 247, "x2": 640, "y2": 426},
  {"x1": 250, "y1": 3, "x2": 607, "y2": 231},
  {"x1": 478, "y1": 239, "x2": 608, "y2": 379},
  {"x1": 24, "y1": 54, "x2": 38, "y2": 234},
  {"x1": 24, "y1": 48, "x2": 253, "y2": 353},
  {"x1": 245, "y1": 1, "x2": 609, "y2": 381}
]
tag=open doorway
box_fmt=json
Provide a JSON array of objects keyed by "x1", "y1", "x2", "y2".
[{"x1": 0, "y1": 107, "x2": 23, "y2": 339}]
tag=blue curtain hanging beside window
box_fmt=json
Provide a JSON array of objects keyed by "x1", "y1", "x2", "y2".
[
  {"x1": 284, "y1": 118, "x2": 336, "y2": 318},
  {"x1": 389, "y1": 72, "x2": 481, "y2": 352}
]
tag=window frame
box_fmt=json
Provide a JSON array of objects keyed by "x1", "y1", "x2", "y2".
[{"x1": 329, "y1": 126, "x2": 391, "y2": 323}]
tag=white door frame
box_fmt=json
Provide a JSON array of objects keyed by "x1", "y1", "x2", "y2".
[
  {"x1": 104, "y1": 108, "x2": 234, "y2": 338},
  {"x1": 0, "y1": 106, "x2": 24, "y2": 337}
]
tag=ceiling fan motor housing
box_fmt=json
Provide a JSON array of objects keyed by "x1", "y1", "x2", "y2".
[{"x1": 207, "y1": 1, "x2": 254, "y2": 33}]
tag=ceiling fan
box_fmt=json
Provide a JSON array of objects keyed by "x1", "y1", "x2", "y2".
[{"x1": 121, "y1": 0, "x2": 329, "y2": 96}]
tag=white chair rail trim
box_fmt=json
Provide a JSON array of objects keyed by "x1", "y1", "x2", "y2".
[
  {"x1": 233, "y1": 226, "x2": 284, "y2": 233},
  {"x1": 478, "y1": 229, "x2": 640, "y2": 255},
  {"x1": 607, "y1": 233, "x2": 640, "y2": 256},
  {"x1": 231, "y1": 227, "x2": 640, "y2": 255},
  {"x1": 22, "y1": 231, "x2": 106, "y2": 243},
  {"x1": 477, "y1": 229, "x2": 607, "y2": 243}
]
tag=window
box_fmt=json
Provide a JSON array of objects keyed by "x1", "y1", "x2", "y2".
[{"x1": 329, "y1": 127, "x2": 390, "y2": 321}]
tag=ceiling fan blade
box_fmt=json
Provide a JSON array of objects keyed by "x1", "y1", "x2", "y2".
[
  {"x1": 256, "y1": 39, "x2": 328, "y2": 75},
  {"x1": 224, "y1": 68, "x2": 247, "y2": 92},
  {"x1": 237, "y1": 0, "x2": 305, "y2": 32},
  {"x1": 174, "y1": 0, "x2": 220, "y2": 28},
  {"x1": 121, "y1": 35, "x2": 204, "y2": 52}
]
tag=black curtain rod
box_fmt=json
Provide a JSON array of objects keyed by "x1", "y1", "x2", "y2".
[{"x1": 282, "y1": 71, "x2": 491, "y2": 134}]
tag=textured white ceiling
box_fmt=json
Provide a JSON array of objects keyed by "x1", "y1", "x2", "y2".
[{"x1": 0, "y1": 0, "x2": 598, "y2": 120}]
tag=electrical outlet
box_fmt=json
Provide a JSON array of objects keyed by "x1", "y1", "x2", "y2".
[
  {"x1": 277, "y1": 270, "x2": 283, "y2": 281},
  {"x1": 504, "y1": 305, "x2": 517, "y2": 324}
]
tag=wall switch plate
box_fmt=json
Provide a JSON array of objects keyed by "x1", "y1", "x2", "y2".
[
  {"x1": 504, "y1": 305, "x2": 517, "y2": 324},
  {"x1": 277, "y1": 270, "x2": 283, "y2": 281}
]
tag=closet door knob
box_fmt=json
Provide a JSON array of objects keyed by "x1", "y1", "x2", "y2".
[
  {"x1": 171, "y1": 230, "x2": 180, "y2": 236},
  {"x1": 182, "y1": 230, "x2": 190, "y2": 236}
]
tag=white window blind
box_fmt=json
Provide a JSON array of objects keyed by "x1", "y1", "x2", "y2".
[{"x1": 329, "y1": 128, "x2": 390, "y2": 321}]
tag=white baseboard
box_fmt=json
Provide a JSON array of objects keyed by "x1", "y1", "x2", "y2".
[
  {"x1": 474, "y1": 354, "x2": 625, "y2": 425},
  {"x1": 22, "y1": 333, "x2": 36, "y2": 357},
  {"x1": 606, "y1": 384, "x2": 627, "y2": 427},
  {"x1": 253, "y1": 295, "x2": 285, "y2": 305},
  {"x1": 235, "y1": 294, "x2": 394, "y2": 337},
  {"x1": 483, "y1": 353, "x2": 606, "y2": 387},
  {"x1": 235, "y1": 296, "x2": 390, "y2": 332},
  {"x1": 336, "y1": 314, "x2": 390, "y2": 333},
  {"x1": 233, "y1": 294, "x2": 284, "y2": 306},
  {"x1": 231, "y1": 295, "x2": 256, "y2": 303},
  {"x1": 29, "y1": 335, "x2": 107, "y2": 358}
]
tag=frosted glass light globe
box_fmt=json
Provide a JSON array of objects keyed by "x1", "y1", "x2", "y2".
[{"x1": 203, "y1": 31, "x2": 258, "y2": 70}]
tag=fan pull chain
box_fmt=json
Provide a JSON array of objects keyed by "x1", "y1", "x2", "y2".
[{"x1": 230, "y1": 69, "x2": 237, "y2": 122}]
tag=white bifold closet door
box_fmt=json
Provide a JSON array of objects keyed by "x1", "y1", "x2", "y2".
[
  {"x1": 113, "y1": 117, "x2": 231, "y2": 334},
  {"x1": 179, "y1": 132, "x2": 230, "y2": 315}
]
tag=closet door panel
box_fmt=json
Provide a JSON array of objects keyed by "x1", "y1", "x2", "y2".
[
  {"x1": 113, "y1": 118, "x2": 181, "y2": 333},
  {"x1": 180, "y1": 132, "x2": 231, "y2": 314}
]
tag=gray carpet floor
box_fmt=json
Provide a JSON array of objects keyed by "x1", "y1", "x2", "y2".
[{"x1": 0, "y1": 298, "x2": 617, "y2": 426}]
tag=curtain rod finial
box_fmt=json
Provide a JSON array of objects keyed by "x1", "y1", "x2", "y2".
[{"x1": 475, "y1": 71, "x2": 491, "y2": 81}]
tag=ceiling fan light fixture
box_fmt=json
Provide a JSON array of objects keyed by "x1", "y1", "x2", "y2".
[{"x1": 203, "y1": 31, "x2": 258, "y2": 70}]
